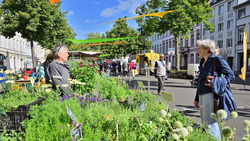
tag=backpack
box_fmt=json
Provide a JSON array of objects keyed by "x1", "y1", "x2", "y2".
[{"x1": 132, "y1": 64, "x2": 137, "y2": 69}]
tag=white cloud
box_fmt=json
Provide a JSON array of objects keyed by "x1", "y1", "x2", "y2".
[
  {"x1": 68, "y1": 10, "x2": 74, "y2": 16},
  {"x1": 100, "y1": 8, "x2": 119, "y2": 17},
  {"x1": 100, "y1": 0, "x2": 145, "y2": 17}
]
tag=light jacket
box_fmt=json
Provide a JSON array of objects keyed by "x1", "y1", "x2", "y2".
[{"x1": 211, "y1": 76, "x2": 237, "y2": 119}]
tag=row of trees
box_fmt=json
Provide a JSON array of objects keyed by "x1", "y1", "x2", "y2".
[{"x1": 0, "y1": 0, "x2": 215, "y2": 71}]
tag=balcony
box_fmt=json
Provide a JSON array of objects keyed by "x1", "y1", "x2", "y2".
[{"x1": 180, "y1": 47, "x2": 189, "y2": 54}]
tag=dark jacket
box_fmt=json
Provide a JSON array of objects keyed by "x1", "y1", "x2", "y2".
[
  {"x1": 46, "y1": 60, "x2": 72, "y2": 95},
  {"x1": 211, "y1": 76, "x2": 237, "y2": 119},
  {"x1": 195, "y1": 54, "x2": 235, "y2": 102}
]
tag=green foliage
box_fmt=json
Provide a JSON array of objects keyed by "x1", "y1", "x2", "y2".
[
  {"x1": 68, "y1": 59, "x2": 99, "y2": 94},
  {"x1": 102, "y1": 18, "x2": 152, "y2": 58},
  {"x1": 0, "y1": 128, "x2": 24, "y2": 140},
  {"x1": 135, "y1": 0, "x2": 214, "y2": 71},
  {"x1": 0, "y1": 89, "x2": 40, "y2": 112},
  {"x1": 95, "y1": 76, "x2": 129, "y2": 100}
]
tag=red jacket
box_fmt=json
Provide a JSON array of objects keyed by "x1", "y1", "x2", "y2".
[{"x1": 129, "y1": 62, "x2": 135, "y2": 70}]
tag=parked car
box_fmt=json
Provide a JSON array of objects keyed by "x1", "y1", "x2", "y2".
[{"x1": 24, "y1": 68, "x2": 34, "y2": 75}]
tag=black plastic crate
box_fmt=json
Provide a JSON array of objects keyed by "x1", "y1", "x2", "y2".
[{"x1": 0, "y1": 97, "x2": 44, "y2": 131}]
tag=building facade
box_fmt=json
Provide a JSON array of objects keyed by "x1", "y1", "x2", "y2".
[
  {"x1": 146, "y1": 33, "x2": 163, "y2": 54},
  {"x1": 0, "y1": 32, "x2": 48, "y2": 72},
  {"x1": 162, "y1": 25, "x2": 201, "y2": 70},
  {"x1": 201, "y1": 0, "x2": 250, "y2": 72}
]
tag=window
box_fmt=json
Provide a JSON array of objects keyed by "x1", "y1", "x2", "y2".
[
  {"x1": 196, "y1": 53, "x2": 200, "y2": 64},
  {"x1": 213, "y1": 0, "x2": 217, "y2": 3},
  {"x1": 163, "y1": 42, "x2": 165, "y2": 52},
  {"x1": 228, "y1": 1, "x2": 234, "y2": 12},
  {"x1": 196, "y1": 31, "x2": 200, "y2": 40},
  {"x1": 203, "y1": 28, "x2": 208, "y2": 35},
  {"x1": 218, "y1": 23, "x2": 223, "y2": 32},
  {"x1": 173, "y1": 40, "x2": 175, "y2": 48},
  {"x1": 218, "y1": 40, "x2": 223, "y2": 48},
  {"x1": 227, "y1": 20, "x2": 233, "y2": 29},
  {"x1": 238, "y1": 8, "x2": 245, "y2": 19},
  {"x1": 169, "y1": 40, "x2": 171, "y2": 48},
  {"x1": 185, "y1": 39, "x2": 188, "y2": 47},
  {"x1": 191, "y1": 34, "x2": 194, "y2": 46},
  {"x1": 238, "y1": 28, "x2": 244, "y2": 44},
  {"x1": 160, "y1": 44, "x2": 162, "y2": 53},
  {"x1": 227, "y1": 38, "x2": 233, "y2": 48},
  {"x1": 212, "y1": 9, "x2": 215, "y2": 15},
  {"x1": 191, "y1": 54, "x2": 194, "y2": 64},
  {"x1": 180, "y1": 39, "x2": 183, "y2": 47},
  {"x1": 218, "y1": 5, "x2": 224, "y2": 15},
  {"x1": 166, "y1": 41, "x2": 168, "y2": 49}
]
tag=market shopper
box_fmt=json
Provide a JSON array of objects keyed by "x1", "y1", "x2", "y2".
[
  {"x1": 129, "y1": 60, "x2": 135, "y2": 79},
  {"x1": 193, "y1": 39, "x2": 235, "y2": 140},
  {"x1": 46, "y1": 44, "x2": 72, "y2": 95},
  {"x1": 154, "y1": 54, "x2": 167, "y2": 95}
]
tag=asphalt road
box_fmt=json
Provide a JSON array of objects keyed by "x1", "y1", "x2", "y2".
[{"x1": 114, "y1": 75, "x2": 250, "y2": 140}]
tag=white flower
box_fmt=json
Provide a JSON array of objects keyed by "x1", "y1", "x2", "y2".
[
  {"x1": 68, "y1": 78, "x2": 72, "y2": 82},
  {"x1": 160, "y1": 110, "x2": 167, "y2": 117},
  {"x1": 211, "y1": 113, "x2": 217, "y2": 120},
  {"x1": 159, "y1": 118, "x2": 164, "y2": 122},
  {"x1": 53, "y1": 76, "x2": 62, "y2": 79},
  {"x1": 76, "y1": 81, "x2": 86, "y2": 85},
  {"x1": 179, "y1": 128, "x2": 189, "y2": 137},
  {"x1": 174, "y1": 121, "x2": 183, "y2": 129},
  {"x1": 6, "y1": 80, "x2": 15, "y2": 84},
  {"x1": 41, "y1": 84, "x2": 52, "y2": 88},
  {"x1": 217, "y1": 109, "x2": 228, "y2": 120},
  {"x1": 230, "y1": 111, "x2": 238, "y2": 119},
  {"x1": 172, "y1": 133, "x2": 179, "y2": 140},
  {"x1": 61, "y1": 84, "x2": 69, "y2": 87},
  {"x1": 5, "y1": 70, "x2": 13, "y2": 74},
  {"x1": 243, "y1": 120, "x2": 250, "y2": 127},
  {"x1": 45, "y1": 89, "x2": 51, "y2": 93},
  {"x1": 167, "y1": 113, "x2": 171, "y2": 118},
  {"x1": 187, "y1": 126, "x2": 193, "y2": 133},
  {"x1": 70, "y1": 79, "x2": 77, "y2": 84}
]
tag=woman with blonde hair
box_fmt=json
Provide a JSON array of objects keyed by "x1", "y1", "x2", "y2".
[{"x1": 194, "y1": 39, "x2": 235, "y2": 140}]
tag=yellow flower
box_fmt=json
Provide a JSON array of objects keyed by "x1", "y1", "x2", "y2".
[
  {"x1": 53, "y1": 76, "x2": 62, "y2": 79},
  {"x1": 49, "y1": 80, "x2": 52, "y2": 83},
  {"x1": 45, "y1": 89, "x2": 51, "y2": 93},
  {"x1": 18, "y1": 74, "x2": 22, "y2": 77},
  {"x1": 0, "y1": 70, "x2": 3, "y2": 73},
  {"x1": 0, "y1": 77, "x2": 4, "y2": 80},
  {"x1": 68, "y1": 78, "x2": 72, "y2": 82},
  {"x1": 5, "y1": 70, "x2": 13, "y2": 74},
  {"x1": 42, "y1": 84, "x2": 52, "y2": 88}
]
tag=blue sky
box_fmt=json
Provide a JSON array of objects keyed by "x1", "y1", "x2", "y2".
[{"x1": 60, "y1": 0, "x2": 147, "y2": 39}]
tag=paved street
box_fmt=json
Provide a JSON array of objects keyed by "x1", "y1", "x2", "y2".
[{"x1": 114, "y1": 75, "x2": 250, "y2": 140}]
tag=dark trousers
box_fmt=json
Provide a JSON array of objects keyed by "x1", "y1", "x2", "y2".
[{"x1": 158, "y1": 76, "x2": 165, "y2": 94}]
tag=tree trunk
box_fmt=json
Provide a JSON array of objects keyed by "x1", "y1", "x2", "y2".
[
  {"x1": 30, "y1": 36, "x2": 36, "y2": 72},
  {"x1": 174, "y1": 35, "x2": 180, "y2": 71}
]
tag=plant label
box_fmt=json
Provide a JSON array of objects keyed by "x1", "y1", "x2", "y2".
[
  {"x1": 70, "y1": 123, "x2": 82, "y2": 141},
  {"x1": 127, "y1": 96, "x2": 133, "y2": 105},
  {"x1": 66, "y1": 106, "x2": 78, "y2": 124}
]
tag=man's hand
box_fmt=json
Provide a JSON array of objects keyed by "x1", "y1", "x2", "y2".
[{"x1": 193, "y1": 101, "x2": 199, "y2": 108}]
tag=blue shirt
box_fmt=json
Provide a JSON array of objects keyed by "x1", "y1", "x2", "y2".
[{"x1": 195, "y1": 54, "x2": 235, "y2": 102}]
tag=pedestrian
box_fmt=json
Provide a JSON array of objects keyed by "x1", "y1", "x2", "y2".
[
  {"x1": 144, "y1": 61, "x2": 148, "y2": 76},
  {"x1": 117, "y1": 62, "x2": 122, "y2": 76},
  {"x1": 214, "y1": 46, "x2": 220, "y2": 56},
  {"x1": 112, "y1": 61, "x2": 117, "y2": 76},
  {"x1": 193, "y1": 39, "x2": 235, "y2": 140},
  {"x1": 129, "y1": 60, "x2": 135, "y2": 79},
  {"x1": 154, "y1": 54, "x2": 167, "y2": 95},
  {"x1": 46, "y1": 44, "x2": 72, "y2": 96},
  {"x1": 122, "y1": 62, "x2": 128, "y2": 76}
]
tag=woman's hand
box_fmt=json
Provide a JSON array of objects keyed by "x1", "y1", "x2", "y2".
[
  {"x1": 193, "y1": 101, "x2": 199, "y2": 108},
  {"x1": 205, "y1": 76, "x2": 214, "y2": 87}
]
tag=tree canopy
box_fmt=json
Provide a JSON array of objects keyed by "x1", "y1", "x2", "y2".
[
  {"x1": 136, "y1": 0, "x2": 214, "y2": 71},
  {"x1": 101, "y1": 17, "x2": 152, "y2": 59},
  {"x1": 0, "y1": 0, "x2": 75, "y2": 68}
]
